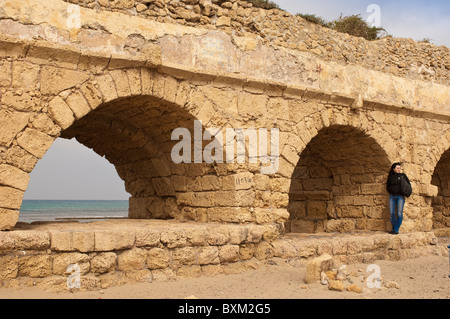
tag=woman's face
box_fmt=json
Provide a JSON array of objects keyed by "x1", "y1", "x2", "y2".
[{"x1": 394, "y1": 165, "x2": 403, "y2": 174}]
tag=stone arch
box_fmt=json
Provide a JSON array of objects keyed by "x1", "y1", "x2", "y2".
[
  {"x1": 285, "y1": 123, "x2": 393, "y2": 234},
  {"x1": 278, "y1": 105, "x2": 399, "y2": 186},
  {"x1": 0, "y1": 67, "x2": 226, "y2": 229},
  {"x1": 431, "y1": 142, "x2": 450, "y2": 232}
]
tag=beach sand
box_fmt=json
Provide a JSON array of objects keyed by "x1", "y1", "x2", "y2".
[{"x1": 1, "y1": 251, "x2": 449, "y2": 299}]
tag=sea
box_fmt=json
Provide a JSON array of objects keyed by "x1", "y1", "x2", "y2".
[{"x1": 19, "y1": 200, "x2": 129, "y2": 223}]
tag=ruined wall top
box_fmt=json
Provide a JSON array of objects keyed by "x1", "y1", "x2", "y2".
[{"x1": 64, "y1": 0, "x2": 450, "y2": 86}]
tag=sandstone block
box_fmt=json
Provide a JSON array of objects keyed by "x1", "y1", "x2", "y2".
[
  {"x1": 0, "y1": 164, "x2": 30, "y2": 191},
  {"x1": 48, "y1": 96, "x2": 75, "y2": 129},
  {"x1": 16, "y1": 128, "x2": 54, "y2": 159},
  {"x1": 91, "y1": 252, "x2": 117, "y2": 275},
  {"x1": 110, "y1": 69, "x2": 131, "y2": 97},
  {"x1": 12, "y1": 61, "x2": 40, "y2": 89},
  {"x1": 126, "y1": 68, "x2": 142, "y2": 96},
  {"x1": 50, "y1": 230, "x2": 95, "y2": 252},
  {"x1": 140, "y1": 68, "x2": 154, "y2": 95},
  {"x1": 52, "y1": 253, "x2": 90, "y2": 275},
  {"x1": 228, "y1": 226, "x2": 248, "y2": 245},
  {"x1": 10, "y1": 231, "x2": 49, "y2": 250},
  {"x1": 0, "y1": 60, "x2": 11, "y2": 86},
  {"x1": 328, "y1": 280, "x2": 345, "y2": 292},
  {"x1": 18, "y1": 255, "x2": 52, "y2": 278},
  {"x1": 172, "y1": 247, "x2": 197, "y2": 266},
  {"x1": 219, "y1": 245, "x2": 240, "y2": 263},
  {"x1": 0, "y1": 231, "x2": 14, "y2": 253},
  {"x1": 147, "y1": 248, "x2": 170, "y2": 269},
  {"x1": 72, "y1": 231, "x2": 95, "y2": 253},
  {"x1": 0, "y1": 209, "x2": 19, "y2": 231},
  {"x1": 198, "y1": 246, "x2": 219, "y2": 265},
  {"x1": 0, "y1": 110, "x2": 30, "y2": 147},
  {"x1": 118, "y1": 248, "x2": 148, "y2": 271},
  {"x1": 245, "y1": 225, "x2": 264, "y2": 243},
  {"x1": 214, "y1": 190, "x2": 255, "y2": 207},
  {"x1": 304, "y1": 253, "x2": 333, "y2": 284},
  {"x1": 239, "y1": 244, "x2": 255, "y2": 260},
  {"x1": 160, "y1": 229, "x2": 187, "y2": 248},
  {"x1": 80, "y1": 81, "x2": 103, "y2": 109},
  {"x1": 216, "y1": 16, "x2": 231, "y2": 27},
  {"x1": 65, "y1": 91, "x2": 91, "y2": 119},
  {"x1": 331, "y1": 239, "x2": 348, "y2": 255},
  {"x1": 26, "y1": 42, "x2": 80, "y2": 69},
  {"x1": 207, "y1": 207, "x2": 253, "y2": 223},
  {"x1": 96, "y1": 74, "x2": 119, "y2": 102},
  {"x1": 254, "y1": 241, "x2": 274, "y2": 260},
  {"x1": 207, "y1": 226, "x2": 229, "y2": 246},
  {"x1": 307, "y1": 201, "x2": 327, "y2": 219},
  {"x1": 271, "y1": 240, "x2": 298, "y2": 258},
  {"x1": 40, "y1": 66, "x2": 89, "y2": 95},
  {"x1": 135, "y1": 228, "x2": 161, "y2": 247},
  {"x1": 0, "y1": 186, "x2": 24, "y2": 210},
  {"x1": 254, "y1": 207, "x2": 273, "y2": 224},
  {"x1": 0, "y1": 255, "x2": 18, "y2": 279},
  {"x1": 163, "y1": 75, "x2": 178, "y2": 103},
  {"x1": 201, "y1": 175, "x2": 221, "y2": 191},
  {"x1": 326, "y1": 219, "x2": 356, "y2": 233},
  {"x1": 237, "y1": 92, "x2": 267, "y2": 119},
  {"x1": 186, "y1": 228, "x2": 208, "y2": 246},
  {"x1": 94, "y1": 230, "x2": 135, "y2": 251}
]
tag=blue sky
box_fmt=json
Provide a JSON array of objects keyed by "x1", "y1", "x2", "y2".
[
  {"x1": 274, "y1": 0, "x2": 450, "y2": 47},
  {"x1": 24, "y1": 138, "x2": 129, "y2": 200},
  {"x1": 23, "y1": 1, "x2": 449, "y2": 200}
]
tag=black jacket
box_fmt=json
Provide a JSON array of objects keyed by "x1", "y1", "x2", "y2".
[{"x1": 386, "y1": 173, "x2": 410, "y2": 195}]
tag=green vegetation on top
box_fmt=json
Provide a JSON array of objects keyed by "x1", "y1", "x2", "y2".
[
  {"x1": 297, "y1": 13, "x2": 387, "y2": 41},
  {"x1": 244, "y1": 0, "x2": 281, "y2": 10}
]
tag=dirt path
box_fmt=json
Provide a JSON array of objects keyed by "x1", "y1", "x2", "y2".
[{"x1": 1, "y1": 254, "x2": 449, "y2": 299}]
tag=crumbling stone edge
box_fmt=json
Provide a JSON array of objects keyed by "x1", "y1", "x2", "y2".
[{"x1": 0, "y1": 221, "x2": 447, "y2": 292}]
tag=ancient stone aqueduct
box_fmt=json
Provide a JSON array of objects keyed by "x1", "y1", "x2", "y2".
[{"x1": 0, "y1": 0, "x2": 449, "y2": 288}]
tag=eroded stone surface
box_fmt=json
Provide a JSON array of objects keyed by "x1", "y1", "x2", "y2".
[{"x1": 0, "y1": 0, "x2": 448, "y2": 238}]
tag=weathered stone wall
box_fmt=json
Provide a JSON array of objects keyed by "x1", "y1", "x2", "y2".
[
  {"x1": 0, "y1": 221, "x2": 443, "y2": 291},
  {"x1": 432, "y1": 149, "x2": 450, "y2": 230},
  {"x1": 287, "y1": 125, "x2": 390, "y2": 233},
  {"x1": 63, "y1": 0, "x2": 450, "y2": 86},
  {"x1": 0, "y1": 0, "x2": 449, "y2": 235}
]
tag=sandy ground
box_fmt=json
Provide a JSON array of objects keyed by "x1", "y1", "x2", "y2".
[{"x1": 1, "y1": 252, "x2": 449, "y2": 300}]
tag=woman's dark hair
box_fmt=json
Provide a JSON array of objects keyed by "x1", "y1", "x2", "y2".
[{"x1": 389, "y1": 162, "x2": 402, "y2": 176}]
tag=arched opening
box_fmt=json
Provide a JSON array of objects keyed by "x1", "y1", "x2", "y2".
[
  {"x1": 286, "y1": 125, "x2": 391, "y2": 234},
  {"x1": 20, "y1": 138, "x2": 129, "y2": 223},
  {"x1": 431, "y1": 149, "x2": 450, "y2": 231},
  {"x1": 57, "y1": 94, "x2": 215, "y2": 222}
]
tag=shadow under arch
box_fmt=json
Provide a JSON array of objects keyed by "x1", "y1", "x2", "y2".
[
  {"x1": 431, "y1": 148, "x2": 450, "y2": 232},
  {"x1": 59, "y1": 93, "x2": 214, "y2": 221},
  {"x1": 286, "y1": 124, "x2": 392, "y2": 234}
]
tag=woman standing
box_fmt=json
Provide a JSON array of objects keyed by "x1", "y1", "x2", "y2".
[{"x1": 386, "y1": 162, "x2": 411, "y2": 235}]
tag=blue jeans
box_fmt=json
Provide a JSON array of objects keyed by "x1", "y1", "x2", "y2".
[{"x1": 389, "y1": 195, "x2": 405, "y2": 232}]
